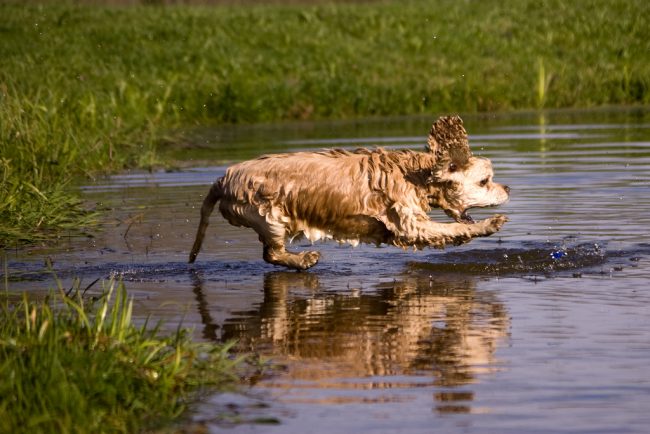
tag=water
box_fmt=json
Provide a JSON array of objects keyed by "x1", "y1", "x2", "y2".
[{"x1": 5, "y1": 108, "x2": 650, "y2": 433}]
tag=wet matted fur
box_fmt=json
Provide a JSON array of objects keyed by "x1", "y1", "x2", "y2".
[{"x1": 189, "y1": 116, "x2": 510, "y2": 270}]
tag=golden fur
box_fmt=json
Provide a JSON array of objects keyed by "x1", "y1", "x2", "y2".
[{"x1": 189, "y1": 116, "x2": 509, "y2": 270}]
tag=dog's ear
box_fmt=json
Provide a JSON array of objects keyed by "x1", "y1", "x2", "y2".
[{"x1": 426, "y1": 115, "x2": 472, "y2": 165}]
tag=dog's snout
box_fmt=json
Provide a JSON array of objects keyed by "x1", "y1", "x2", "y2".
[{"x1": 504, "y1": 185, "x2": 511, "y2": 194}]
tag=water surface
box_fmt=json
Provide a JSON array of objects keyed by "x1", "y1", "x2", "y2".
[{"x1": 5, "y1": 109, "x2": 650, "y2": 434}]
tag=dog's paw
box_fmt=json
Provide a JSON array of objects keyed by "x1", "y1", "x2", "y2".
[
  {"x1": 298, "y1": 251, "x2": 321, "y2": 270},
  {"x1": 474, "y1": 214, "x2": 508, "y2": 236},
  {"x1": 486, "y1": 214, "x2": 508, "y2": 232}
]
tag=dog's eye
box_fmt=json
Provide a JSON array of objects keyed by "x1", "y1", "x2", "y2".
[
  {"x1": 449, "y1": 163, "x2": 457, "y2": 173},
  {"x1": 479, "y1": 177, "x2": 490, "y2": 187}
]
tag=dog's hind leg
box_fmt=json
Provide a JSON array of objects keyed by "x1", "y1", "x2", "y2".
[
  {"x1": 263, "y1": 244, "x2": 321, "y2": 271},
  {"x1": 257, "y1": 220, "x2": 320, "y2": 270}
]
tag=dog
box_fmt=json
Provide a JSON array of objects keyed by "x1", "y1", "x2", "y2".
[{"x1": 189, "y1": 115, "x2": 509, "y2": 270}]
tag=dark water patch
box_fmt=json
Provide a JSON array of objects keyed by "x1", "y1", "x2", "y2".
[
  {"x1": 409, "y1": 242, "x2": 650, "y2": 277},
  {"x1": 6, "y1": 241, "x2": 650, "y2": 294}
]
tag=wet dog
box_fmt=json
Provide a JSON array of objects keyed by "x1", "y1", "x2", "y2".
[{"x1": 189, "y1": 116, "x2": 509, "y2": 270}]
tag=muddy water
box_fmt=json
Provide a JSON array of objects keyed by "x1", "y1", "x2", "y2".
[{"x1": 5, "y1": 109, "x2": 650, "y2": 433}]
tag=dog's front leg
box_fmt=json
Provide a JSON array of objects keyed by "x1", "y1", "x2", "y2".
[
  {"x1": 386, "y1": 206, "x2": 507, "y2": 249},
  {"x1": 423, "y1": 214, "x2": 508, "y2": 247}
]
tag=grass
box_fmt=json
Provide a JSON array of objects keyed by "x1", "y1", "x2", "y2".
[
  {"x1": 1, "y1": 0, "x2": 649, "y2": 245},
  {"x1": 0, "y1": 279, "x2": 245, "y2": 433}
]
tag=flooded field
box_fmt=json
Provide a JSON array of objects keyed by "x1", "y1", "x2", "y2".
[{"x1": 5, "y1": 109, "x2": 650, "y2": 433}]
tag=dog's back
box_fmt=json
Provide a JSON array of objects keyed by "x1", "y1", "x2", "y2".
[{"x1": 218, "y1": 149, "x2": 406, "y2": 245}]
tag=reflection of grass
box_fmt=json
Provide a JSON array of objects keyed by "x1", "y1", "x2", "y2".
[
  {"x1": 0, "y1": 280, "x2": 242, "y2": 433},
  {"x1": 1, "y1": 0, "x2": 648, "y2": 244}
]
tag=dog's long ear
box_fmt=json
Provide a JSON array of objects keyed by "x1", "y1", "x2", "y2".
[{"x1": 426, "y1": 115, "x2": 472, "y2": 165}]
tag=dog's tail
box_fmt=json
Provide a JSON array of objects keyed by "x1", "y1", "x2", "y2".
[{"x1": 189, "y1": 178, "x2": 224, "y2": 263}]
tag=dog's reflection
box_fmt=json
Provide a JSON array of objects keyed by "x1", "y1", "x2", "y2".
[{"x1": 192, "y1": 270, "x2": 508, "y2": 394}]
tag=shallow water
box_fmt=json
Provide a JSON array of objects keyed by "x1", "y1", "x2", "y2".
[{"x1": 5, "y1": 108, "x2": 650, "y2": 433}]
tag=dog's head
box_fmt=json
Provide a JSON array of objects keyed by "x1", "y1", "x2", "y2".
[{"x1": 425, "y1": 116, "x2": 510, "y2": 223}]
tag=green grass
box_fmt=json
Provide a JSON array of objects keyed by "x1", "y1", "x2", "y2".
[
  {"x1": 1, "y1": 0, "x2": 649, "y2": 245},
  {"x1": 0, "y1": 280, "x2": 244, "y2": 433}
]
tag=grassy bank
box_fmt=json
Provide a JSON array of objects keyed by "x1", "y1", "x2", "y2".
[
  {"x1": 1, "y1": 0, "x2": 649, "y2": 245},
  {"x1": 0, "y1": 281, "x2": 243, "y2": 433}
]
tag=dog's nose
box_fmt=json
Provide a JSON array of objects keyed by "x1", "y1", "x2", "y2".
[{"x1": 504, "y1": 185, "x2": 511, "y2": 194}]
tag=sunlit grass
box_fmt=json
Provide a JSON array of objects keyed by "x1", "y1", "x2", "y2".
[
  {"x1": 0, "y1": 158, "x2": 98, "y2": 246},
  {"x1": 1, "y1": 0, "x2": 648, "y2": 245},
  {"x1": 0, "y1": 280, "x2": 243, "y2": 433}
]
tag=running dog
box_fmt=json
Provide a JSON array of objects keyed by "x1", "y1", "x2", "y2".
[{"x1": 189, "y1": 115, "x2": 509, "y2": 270}]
